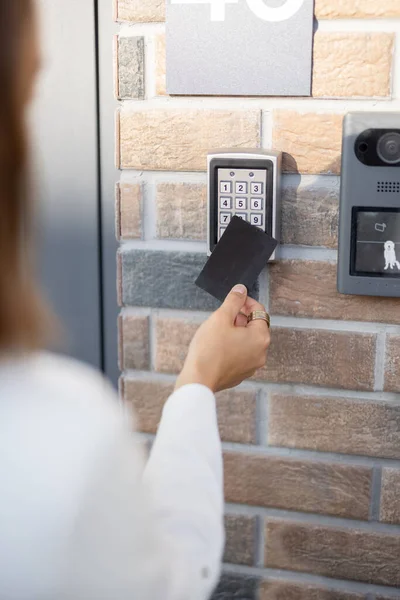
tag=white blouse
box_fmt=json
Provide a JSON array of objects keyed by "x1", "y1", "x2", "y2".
[{"x1": 0, "y1": 353, "x2": 224, "y2": 600}]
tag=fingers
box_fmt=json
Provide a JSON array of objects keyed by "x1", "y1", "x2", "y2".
[
  {"x1": 239, "y1": 296, "x2": 270, "y2": 335},
  {"x1": 234, "y1": 312, "x2": 248, "y2": 327},
  {"x1": 242, "y1": 296, "x2": 268, "y2": 316},
  {"x1": 219, "y1": 284, "x2": 248, "y2": 322}
]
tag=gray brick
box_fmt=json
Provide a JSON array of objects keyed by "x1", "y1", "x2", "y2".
[
  {"x1": 121, "y1": 250, "x2": 259, "y2": 310},
  {"x1": 224, "y1": 515, "x2": 257, "y2": 566},
  {"x1": 211, "y1": 574, "x2": 259, "y2": 600},
  {"x1": 281, "y1": 185, "x2": 339, "y2": 248},
  {"x1": 121, "y1": 250, "x2": 219, "y2": 310},
  {"x1": 118, "y1": 36, "x2": 145, "y2": 99}
]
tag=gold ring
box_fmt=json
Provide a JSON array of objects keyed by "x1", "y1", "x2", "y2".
[{"x1": 247, "y1": 310, "x2": 270, "y2": 328}]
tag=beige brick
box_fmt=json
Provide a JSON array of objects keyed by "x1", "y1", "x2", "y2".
[
  {"x1": 257, "y1": 327, "x2": 376, "y2": 391},
  {"x1": 118, "y1": 314, "x2": 150, "y2": 370},
  {"x1": 156, "y1": 183, "x2": 207, "y2": 240},
  {"x1": 260, "y1": 580, "x2": 364, "y2": 600},
  {"x1": 269, "y1": 260, "x2": 400, "y2": 324},
  {"x1": 155, "y1": 34, "x2": 166, "y2": 96},
  {"x1": 281, "y1": 185, "x2": 339, "y2": 248},
  {"x1": 224, "y1": 514, "x2": 257, "y2": 566},
  {"x1": 315, "y1": 0, "x2": 400, "y2": 19},
  {"x1": 123, "y1": 378, "x2": 258, "y2": 444},
  {"x1": 273, "y1": 111, "x2": 343, "y2": 175},
  {"x1": 224, "y1": 452, "x2": 371, "y2": 520},
  {"x1": 380, "y1": 468, "x2": 400, "y2": 525},
  {"x1": 116, "y1": 183, "x2": 142, "y2": 240},
  {"x1": 155, "y1": 318, "x2": 201, "y2": 374},
  {"x1": 116, "y1": 0, "x2": 165, "y2": 22},
  {"x1": 265, "y1": 520, "x2": 400, "y2": 586},
  {"x1": 269, "y1": 394, "x2": 400, "y2": 460},
  {"x1": 313, "y1": 33, "x2": 394, "y2": 98},
  {"x1": 119, "y1": 109, "x2": 260, "y2": 171},
  {"x1": 385, "y1": 335, "x2": 400, "y2": 392}
]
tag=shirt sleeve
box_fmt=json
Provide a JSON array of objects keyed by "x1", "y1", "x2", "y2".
[{"x1": 60, "y1": 384, "x2": 224, "y2": 600}]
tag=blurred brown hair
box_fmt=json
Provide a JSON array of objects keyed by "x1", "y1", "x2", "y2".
[{"x1": 0, "y1": 0, "x2": 48, "y2": 351}]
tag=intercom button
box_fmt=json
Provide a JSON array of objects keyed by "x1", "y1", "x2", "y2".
[
  {"x1": 251, "y1": 182, "x2": 263, "y2": 194},
  {"x1": 220, "y1": 212, "x2": 232, "y2": 225},
  {"x1": 220, "y1": 181, "x2": 232, "y2": 194},
  {"x1": 250, "y1": 214, "x2": 263, "y2": 226},
  {"x1": 235, "y1": 212, "x2": 247, "y2": 221},
  {"x1": 235, "y1": 181, "x2": 248, "y2": 194},
  {"x1": 250, "y1": 197, "x2": 263, "y2": 210},
  {"x1": 235, "y1": 197, "x2": 247, "y2": 210},
  {"x1": 220, "y1": 197, "x2": 232, "y2": 209}
]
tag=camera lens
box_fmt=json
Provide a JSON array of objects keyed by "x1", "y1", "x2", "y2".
[
  {"x1": 377, "y1": 132, "x2": 400, "y2": 164},
  {"x1": 358, "y1": 142, "x2": 368, "y2": 153}
]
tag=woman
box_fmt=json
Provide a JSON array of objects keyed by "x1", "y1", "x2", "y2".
[{"x1": 0, "y1": 1, "x2": 270, "y2": 599}]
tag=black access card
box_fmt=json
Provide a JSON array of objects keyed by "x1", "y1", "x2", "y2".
[{"x1": 195, "y1": 216, "x2": 278, "y2": 302}]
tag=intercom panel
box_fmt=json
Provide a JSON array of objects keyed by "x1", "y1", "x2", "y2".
[
  {"x1": 207, "y1": 150, "x2": 282, "y2": 257},
  {"x1": 338, "y1": 112, "x2": 400, "y2": 297}
]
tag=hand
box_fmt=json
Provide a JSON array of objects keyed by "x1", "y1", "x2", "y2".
[{"x1": 175, "y1": 285, "x2": 270, "y2": 393}]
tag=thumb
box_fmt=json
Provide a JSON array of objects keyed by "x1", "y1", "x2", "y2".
[{"x1": 220, "y1": 284, "x2": 248, "y2": 322}]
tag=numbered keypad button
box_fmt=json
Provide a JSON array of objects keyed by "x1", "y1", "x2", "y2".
[
  {"x1": 220, "y1": 197, "x2": 232, "y2": 209},
  {"x1": 219, "y1": 227, "x2": 227, "y2": 238},
  {"x1": 235, "y1": 197, "x2": 247, "y2": 210},
  {"x1": 251, "y1": 197, "x2": 263, "y2": 210},
  {"x1": 235, "y1": 181, "x2": 248, "y2": 194},
  {"x1": 235, "y1": 212, "x2": 247, "y2": 221},
  {"x1": 251, "y1": 182, "x2": 263, "y2": 194},
  {"x1": 220, "y1": 212, "x2": 232, "y2": 225},
  {"x1": 220, "y1": 181, "x2": 232, "y2": 194},
  {"x1": 250, "y1": 214, "x2": 263, "y2": 226}
]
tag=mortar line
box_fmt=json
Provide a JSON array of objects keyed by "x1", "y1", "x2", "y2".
[
  {"x1": 134, "y1": 427, "x2": 400, "y2": 469},
  {"x1": 222, "y1": 564, "x2": 400, "y2": 598},
  {"x1": 149, "y1": 311, "x2": 157, "y2": 371},
  {"x1": 144, "y1": 31, "x2": 156, "y2": 100},
  {"x1": 151, "y1": 307, "x2": 400, "y2": 334},
  {"x1": 119, "y1": 170, "x2": 336, "y2": 187},
  {"x1": 369, "y1": 466, "x2": 383, "y2": 522},
  {"x1": 119, "y1": 97, "x2": 400, "y2": 111},
  {"x1": 256, "y1": 389, "x2": 268, "y2": 446},
  {"x1": 255, "y1": 515, "x2": 265, "y2": 569},
  {"x1": 223, "y1": 501, "x2": 400, "y2": 533},
  {"x1": 122, "y1": 367, "x2": 400, "y2": 402},
  {"x1": 221, "y1": 440, "x2": 400, "y2": 467},
  {"x1": 374, "y1": 332, "x2": 387, "y2": 392}
]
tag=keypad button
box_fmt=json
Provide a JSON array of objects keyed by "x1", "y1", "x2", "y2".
[
  {"x1": 235, "y1": 197, "x2": 247, "y2": 210},
  {"x1": 220, "y1": 181, "x2": 232, "y2": 194},
  {"x1": 235, "y1": 212, "x2": 247, "y2": 221},
  {"x1": 250, "y1": 214, "x2": 263, "y2": 226},
  {"x1": 251, "y1": 182, "x2": 263, "y2": 194},
  {"x1": 220, "y1": 212, "x2": 232, "y2": 225},
  {"x1": 220, "y1": 197, "x2": 232, "y2": 209},
  {"x1": 235, "y1": 181, "x2": 248, "y2": 194},
  {"x1": 219, "y1": 227, "x2": 227, "y2": 238},
  {"x1": 251, "y1": 197, "x2": 263, "y2": 210}
]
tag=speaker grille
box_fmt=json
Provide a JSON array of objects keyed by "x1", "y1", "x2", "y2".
[{"x1": 377, "y1": 181, "x2": 400, "y2": 193}]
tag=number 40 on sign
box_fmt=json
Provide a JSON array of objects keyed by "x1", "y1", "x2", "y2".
[{"x1": 170, "y1": 0, "x2": 305, "y2": 22}]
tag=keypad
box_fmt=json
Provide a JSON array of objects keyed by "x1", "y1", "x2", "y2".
[{"x1": 217, "y1": 167, "x2": 267, "y2": 241}]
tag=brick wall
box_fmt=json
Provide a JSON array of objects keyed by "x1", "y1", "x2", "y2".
[{"x1": 114, "y1": 2, "x2": 400, "y2": 598}]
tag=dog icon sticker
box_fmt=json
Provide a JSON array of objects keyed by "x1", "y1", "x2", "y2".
[{"x1": 384, "y1": 241, "x2": 400, "y2": 271}]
